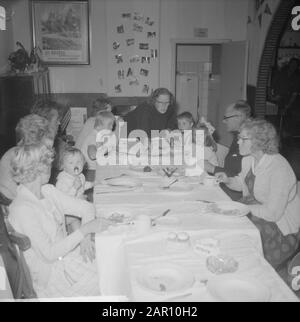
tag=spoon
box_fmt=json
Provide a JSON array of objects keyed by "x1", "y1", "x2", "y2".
[{"x1": 151, "y1": 209, "x2": 171, "y2": 226}]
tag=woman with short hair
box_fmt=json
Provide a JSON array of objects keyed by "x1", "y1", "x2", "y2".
[
  {"x1": 8, "y1": 143, "x2": 103, "y2": 298},
  {"x1": 216, "y1": 119, "x2": 300, "y2": 268}
]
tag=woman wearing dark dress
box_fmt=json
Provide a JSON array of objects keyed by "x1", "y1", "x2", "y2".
[{"x1": 124, "y1": 88, "x2": 177, "y2": 138}]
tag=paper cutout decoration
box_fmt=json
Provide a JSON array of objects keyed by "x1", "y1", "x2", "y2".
[
  {"x1": 129, "y1": 78, "x2": 139, "y2": 86},
  {"x1": 147, "y1": 31, "x2": 156, "y2": 38},
  {"x1": 115, "y1": 84, "x2": 122, "y2": 93},
  {"x1": 142, "y1": 84, "x2": 150, "y2": 94},
  {"x1": 258, "y1": 13, "x2": 262, "y2": 27},
  {"x1": 151, "y1": 49, "x2": 158, "y2": 58},
  {"x1": 247, "y1": 16, "x2": 252, "y2": 24},
  {"x1": 140, "y1": 68, "x2": 149, "y2": 77},
  {"x1": 133, "y1": 23, "x2": 143, "y2": 32},
  {"x1": 264, "y1": 3, "x2": 272, "y2": 15},
  {"x1": 130, "y1": 55, "x2": 140, "y2": 63},
  {"x1": 112, "y1": 41, "x2": 120, "y2": 50},
  {"x1": 117, "y1": 25, "x2": 124, "y2": 33},
  {"x1": 127, "y1": 68, "x2": 133, "y2": 77},
  {"x1": 126, "y1": 38, "x2": 135, "y2": 46},
  {"x1": 122, "y1": 13, "x2": 131, "y2": 19},
  {"x1": 115, "y1": 54, "x2": 123, "y2": 64},
  {"x1": 133, "y1": 12, "x2": 144, "y2": 21},
  {"x1": 118, "y1": 70, "x2": 125, "y2": 79},
  {"x1": 260, "y1": 0, "x2": 265, "y2": 5},
  {"x1": 145, "y1": 17, "x2": 154, "y2": 26},
  {"x1": 139, "y1": 43, "x2": 149, "y2": 50}
]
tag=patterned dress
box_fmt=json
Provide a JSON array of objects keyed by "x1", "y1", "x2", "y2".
[{"x1": 240, "y1": 168, "x2": 300, "y2": 269}]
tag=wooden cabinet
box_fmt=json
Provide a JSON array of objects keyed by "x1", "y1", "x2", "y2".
[{"x1": 0, "y1": 71, "x2": 50, "y2": 152}]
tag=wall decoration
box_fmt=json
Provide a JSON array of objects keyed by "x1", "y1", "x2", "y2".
[
  {"x1": 31, "y1": 0, "x2": 90, "y2": 65},
  {"x1": 106, "y1": 0, "x2": 159, "y2": 96}
]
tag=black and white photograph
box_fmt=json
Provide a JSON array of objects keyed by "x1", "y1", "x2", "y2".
[{"x1": 1, "y1": 0, "x2": 300, "y2": 307}]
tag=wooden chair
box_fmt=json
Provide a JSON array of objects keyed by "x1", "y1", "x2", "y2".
[{"x1": 0, "y1": 194, "x2": 37, "y2": 299}]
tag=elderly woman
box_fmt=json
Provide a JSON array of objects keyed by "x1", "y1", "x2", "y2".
[
  {"x1": 216, "y1": 119, "x2": 300, "y2": 268},
  {"x1": 124, "y1": 87, "x2": 177, "y2": 138},
  {"x1": 0, "y1": 114, "x2": 51, "y2": 201},
  {"x1": 8, "y1": 143, "x2": 103, "y2": 298}
]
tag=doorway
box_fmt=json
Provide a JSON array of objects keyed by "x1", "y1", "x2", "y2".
[{"x1": 172, "y1": 40, "x2": 248, "y2": 146}]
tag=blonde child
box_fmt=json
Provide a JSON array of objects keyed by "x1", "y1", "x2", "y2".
[{"x1": 56, "y1": 147, "x2": 91, "y2": 199}]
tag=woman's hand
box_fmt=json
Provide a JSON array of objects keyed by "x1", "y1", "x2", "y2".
[
  {"x1": 80, "y1": 218, "x2": 103, "y2": 236},
  {"x1": 80, "y1": 235, "x2": 95, "y2": 262},
  {"x1": 215, "y1": 172, "x2": 229, "y2": 184}
]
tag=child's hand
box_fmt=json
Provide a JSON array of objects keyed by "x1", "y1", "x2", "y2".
[
  {"x1": 215, "y1": 172, "x2": 229, "y2": 184},
  {"x1": 74, "y1": 176, "x2": 82, "y2": 189},
  {"x1": 87, "y1": 144, "x2": 97, "y2": 160}
]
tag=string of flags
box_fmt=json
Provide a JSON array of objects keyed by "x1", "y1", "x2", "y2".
[{"x1": 248, "y1": 0, "x2": 273, "y2": 27}]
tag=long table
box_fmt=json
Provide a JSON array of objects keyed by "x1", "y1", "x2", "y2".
[{"x1": 94, "y1": 165, "x2": 298, "y2": 302}]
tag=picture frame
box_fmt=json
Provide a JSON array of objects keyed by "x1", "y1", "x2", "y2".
[{"x1": 31, "y1": 0, "x2": 90, "y2": 65}]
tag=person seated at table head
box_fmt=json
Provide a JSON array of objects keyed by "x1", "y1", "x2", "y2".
[
  {"x1": 79, "y1": 111, "x2": 116, "y2": 172},
  {"x1": 216, "y1": 119, "x2": 300, "y2": 269},
  {"x1": 0, "y1": 113, "x2": 51, "y2": 202},
  {"x1": 8, "y1": 143, "x2": 104, "y2": 298},
  {"x1": 75, "y1": 96, "x2": 113, "y2": 149},
  {"x1": 124, "y1": 87, "x2": 177, "y2": 139},
  {"x1": 56, "y1": 147, "x2": 89, "y2": 199}
]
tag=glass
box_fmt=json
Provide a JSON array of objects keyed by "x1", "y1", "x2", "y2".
[{"x1": 223, "y1": 114, "x2": 240, "y2": 120}]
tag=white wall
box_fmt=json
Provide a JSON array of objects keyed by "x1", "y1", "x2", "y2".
[{"x1": 8, "y1": 0, "x2": 249, "y2": 94}]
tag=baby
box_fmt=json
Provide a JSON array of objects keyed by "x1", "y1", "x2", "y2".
[{"x1": 56, "y1": 147, "x2": 89, "y2": 199}]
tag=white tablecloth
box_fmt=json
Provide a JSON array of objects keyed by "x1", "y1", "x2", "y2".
[{"x1": 94, "y1": 165, "x2": 299, "y2": 302}]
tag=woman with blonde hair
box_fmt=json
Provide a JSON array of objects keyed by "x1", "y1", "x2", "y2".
[
  {"x1": 0, "y1": 114, "x2": 51, "y2": 201},
  {"x1": 8, "y1": 143, "x2": 103, "y2": 298},
  {"x1": 216, "y1": 119, "x2": 300, "y2": 268}
]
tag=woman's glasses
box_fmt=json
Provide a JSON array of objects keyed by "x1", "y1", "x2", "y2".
[{"x1": 223, "y1": 114, "x2": 240, "y2": 120}]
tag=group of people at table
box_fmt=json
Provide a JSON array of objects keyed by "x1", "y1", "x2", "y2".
[{"x1": 0, "y1": 87, "x2": 300, "y2": 299}]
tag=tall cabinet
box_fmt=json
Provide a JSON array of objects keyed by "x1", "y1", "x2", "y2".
[{"x1": 0, "y1": 70, "x2": 50, "y2": 152}]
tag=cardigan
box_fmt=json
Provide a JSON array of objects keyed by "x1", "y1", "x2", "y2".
[
  {"x1": 8, "y1": 184, "x2": 95, "y2": 293},
  {"x1": 227, "y1": 154, "x2": 300, "y2": 235}
]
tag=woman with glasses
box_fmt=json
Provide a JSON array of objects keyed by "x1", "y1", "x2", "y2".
[
  {"x1": 216, "y1": 119, "x2": 300, "y2": 269},
  {"x1": 124, "y1": 87, "x2": 177, "y2": 138}
]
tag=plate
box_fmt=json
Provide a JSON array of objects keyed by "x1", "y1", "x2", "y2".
[
  {"x1": 207, "y1": 275, "x2": 271, "y2": 302},
  {"x1": 207, "y1": 201, "x2": 250, "y2": 217},
  {"x1": 103, "y1": 176, "x2": 142, "y2": 188},
  {"x1": 136, "y1": 262, "x2": 195, "y2": 294}
]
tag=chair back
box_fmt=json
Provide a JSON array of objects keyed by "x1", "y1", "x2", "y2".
[{"x1": 0, "y1": 202, "x2": 37, "y2": 299}]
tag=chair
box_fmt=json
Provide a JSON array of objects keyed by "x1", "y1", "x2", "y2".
[
  {"x1": 215, "y1": 143, "x2": 229, "y2": 168},
  {"x1": 0, "y1": 195, "x2": 37, "y2": 299}
]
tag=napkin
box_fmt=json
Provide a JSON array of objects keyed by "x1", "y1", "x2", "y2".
[{"x1": 95, "y1": 232, "x2": 132, "y2": 297}]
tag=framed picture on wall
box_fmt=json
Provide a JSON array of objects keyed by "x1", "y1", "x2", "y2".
[{"x1": 31, "y1": 0, "x2": 90, "y2": 65}]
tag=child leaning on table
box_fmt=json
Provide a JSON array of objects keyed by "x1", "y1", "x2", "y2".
[
  {"x1": 56, "y1": 147, "x2": 92, "y2": 199},
  {"x1": 79, "y1": 111, "x2": 116, "y2": 168},
  {"x1": 176, "y1": 112, "x2": 218, "y2": 167}
]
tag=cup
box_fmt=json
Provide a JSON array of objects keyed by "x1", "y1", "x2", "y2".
[{"x1": 135, "y1": 215, "x2": 151, "y2": 234}]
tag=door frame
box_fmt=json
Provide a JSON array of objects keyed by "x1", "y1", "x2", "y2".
[{"x1": 170, "y1": 38, "x2": 231, "y2": 96}]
